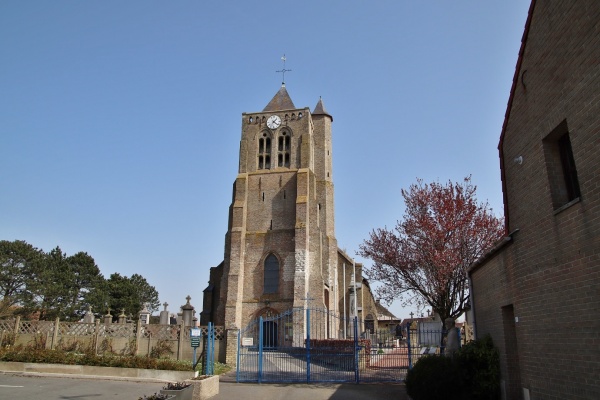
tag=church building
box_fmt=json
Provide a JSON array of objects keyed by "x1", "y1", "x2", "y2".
[{"x1": 201, "y1": 83, "x2": 382, "y2": 363}]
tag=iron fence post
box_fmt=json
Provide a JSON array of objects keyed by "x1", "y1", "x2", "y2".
[
  {"x1": 236, "y1": 327, "x2": 241, "y2": 382},
  {"x1": 258, "y1": 316, "x2": 263, "y2": 384},
  {"x1": 407, "y1": 327, "x2": 413, "y2": 370},
  {"x1": 205, "y1": 322, "x2": 214, "y2": 375},
  {"x1": 306, "y1": 308, "x2": 311, "y2": 383},
  {"x1": 354, "y1": 316, "x2": 359, "y2": 383}
]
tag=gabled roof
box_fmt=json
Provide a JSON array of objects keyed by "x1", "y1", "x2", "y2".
[
  {"x1": 498, "y1": 0, "x2": 537, "y2": 234},
  {"x1": 312, "y1": 97, "x2": 333, "y2": 121},
  {"x1": 375, "y1": 301, "x2": 398, "y2": 320},
  {"x1": 400, "y1": 317, "x2": 431, "y2": 327},
  {"x1": 263, "y1": 84, "x2": 296, "y2": 111}
]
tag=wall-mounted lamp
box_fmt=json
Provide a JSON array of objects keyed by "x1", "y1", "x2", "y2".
[
  {"x1": 521, "y1": 69, "x2": 528, "y2": 89},
  {"x1": 514, "y1": 156, "x2": 523, "y2": 165}
]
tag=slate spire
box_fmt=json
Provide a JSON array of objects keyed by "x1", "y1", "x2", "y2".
[
  {"x1": 263, "y1": 84, "x2": 296, "y2": 112},
  {"x1": 312, "y1": 96, "x2": 333, "y2": 121}
]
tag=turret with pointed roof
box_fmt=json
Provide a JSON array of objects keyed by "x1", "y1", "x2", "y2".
[{"x1": 312, "y1": 97, "x2": 333, "y2": 121}]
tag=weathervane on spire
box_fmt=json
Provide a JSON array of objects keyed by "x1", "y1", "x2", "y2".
[{"x1": 276, "y1": 54, "x2": 292, "y2": 85}]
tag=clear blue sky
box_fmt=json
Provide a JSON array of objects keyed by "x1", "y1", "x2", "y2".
[{"x1": 1, "y1": 1, "x2": 530, "y2": 320}]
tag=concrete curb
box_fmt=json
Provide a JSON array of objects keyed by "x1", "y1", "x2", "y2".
[{"x1": 0, "y1": 361, "x2": 195, "y2": 383}]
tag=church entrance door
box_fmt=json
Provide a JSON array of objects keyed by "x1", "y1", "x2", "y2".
[{"x1": 262, "y1": 320, "x2": 278, "y2": 348}]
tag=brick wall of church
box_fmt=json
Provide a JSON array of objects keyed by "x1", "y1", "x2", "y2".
[{"x1": 246, "y1": 172, "x2": 297, "y2": 232}]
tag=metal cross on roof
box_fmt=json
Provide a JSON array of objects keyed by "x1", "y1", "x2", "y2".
[{"x1": 276, "y1": 54, "x2": 292, "y2": 85}]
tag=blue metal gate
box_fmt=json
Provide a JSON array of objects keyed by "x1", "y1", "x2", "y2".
[
  {"x1": 205, "y1": 322, "x2": 215, "y2": 375},
  {"x1": 236, "y1": 307, "x2": 410, "y2": 383},
  {"x1": 193, "y1": 323, "x2": 216, "y2": 375}
]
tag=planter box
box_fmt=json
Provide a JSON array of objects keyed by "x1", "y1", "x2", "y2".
[
  {"x1": 186, "y1": 375, "x2": 219, "y2": 400},
  {"x1": 160, "y1": 385, "x2": 192, "y2": 400}
]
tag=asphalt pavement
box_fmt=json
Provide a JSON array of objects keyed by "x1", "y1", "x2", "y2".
[
  {"x1": 0, "y1": 371, "x2": 410, "y2": 400},
  {"x1": 213, "y1": 371, "x2": 410, "y2": 400},
  {"x1": 215, "y1": 380, "x2": 409, "y2": 400},
  {"x1": 0, "y1": 373, "x2": 164, "y2": 399}
]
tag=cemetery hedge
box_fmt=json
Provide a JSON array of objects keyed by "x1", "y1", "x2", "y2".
[
  {"x1": 0, "y1": 346, "x2": 193, "y2": 371},
  {"x1": 405, "y1": 335, "x2": 500, "y2": 400}
]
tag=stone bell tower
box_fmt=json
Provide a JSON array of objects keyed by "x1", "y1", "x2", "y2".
[{"x1": 211, "y1": 83, "x2": 338, "y2": 335}]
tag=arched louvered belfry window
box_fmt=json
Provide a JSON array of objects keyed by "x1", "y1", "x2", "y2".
[
  {"x1": 278, "y1": 130, "x2": 291, "y2": 168},
  {"x1": 258, "y1": 132, "x2": 271, "y2": 170},
  {"x1": 264, "y1": 254, "x2": 279, "y2": 294}
]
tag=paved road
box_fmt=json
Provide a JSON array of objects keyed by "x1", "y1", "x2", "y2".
[
  {"x1": 215, "y1": 381, "x2": 409, "y2": 400},
  {"x1": 0, "y1": 373, "x2": 410, "y2": 400},
  {"x1": 216, "y1": 371, "x2": 409, "y2": 400},
  {"x1": 0, "y1": 373, "x2": 164, "y2": 399}
]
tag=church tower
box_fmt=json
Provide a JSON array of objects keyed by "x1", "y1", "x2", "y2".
[
  {"x1": 200, "y1": 82, "x2": 386, "y2": 365},
  {"x1": 210, "y1": 84, "x2": 338, "y2": 333}
]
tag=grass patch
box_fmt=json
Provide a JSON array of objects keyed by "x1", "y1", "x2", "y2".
[{"x1": 213, "y1": 361, "x2": 231, "y2": 375}]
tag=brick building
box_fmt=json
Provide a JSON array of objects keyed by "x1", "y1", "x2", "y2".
[
  {"x1": 468, "y1": 2, "x2": 600, "y2": 399},
  {"x1": 201, "y1": 84, "x2": 381, "y2": 363}
]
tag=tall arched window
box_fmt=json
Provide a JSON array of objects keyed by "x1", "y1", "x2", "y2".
[
  {"x1": 264, "y1": 254, "x2": 279, "y2": 294},
  {"x1": 278, "y1": 131, "x2": 290, "y2": 168},
  {"x1": 258, "y1": 132, "x2": 271, "y2": 170}
]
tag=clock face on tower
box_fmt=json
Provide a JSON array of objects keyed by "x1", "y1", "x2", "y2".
[{"x1": 267, "y1": 115, "x2": 281, "y2": 129}]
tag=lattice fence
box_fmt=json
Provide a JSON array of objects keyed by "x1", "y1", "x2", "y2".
[
  {"x1": 0, "y1": 317, "x2": 226, "y2": 361},
  {"x1": 201, "y1": 325, "x2": 225, "y2": 340},
  {"x1": 18, "y1": 320, "x2": 55, "y2": 335},
  {"x1": 140, "y1": 324, "x2": 180, "y2": 340},
  {"x1": 58, "y1": 322, "x2": 96, "y2": 337},
  {"x1": 0, "y1": 319, "x2": 16, "y2": 332},
  {"x1": 106, "y1": 323, "x2": 136, "y2": 338}
]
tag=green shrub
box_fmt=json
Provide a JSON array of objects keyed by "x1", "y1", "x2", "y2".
[
  {"x1": 456, "y1": 335, "x2": 500, "y2": 400},
  {"x1": 0, "y1": 347, "x2": 193, "y2": 371},
  {"x1": 213, "y1": 361, "x2": 231, "y2": 375},
  {"x1": 29, "y1": 333, "x2": 47, "y2": 350},
  {"x1": 57, "y1": 338, "x2": 82, "y2": 353},
  {"x1": 405, "y1": 355, "x2": 463, "y2": 400},
  {"x1": 405, "y1": 335, "x2": 500, "y2": 400},
  {"x1": 150, "y1": 339, "x2": 173, "y2": 359},
  {"x1": 1, "y1": 332, "x2": 16, "y2": 347}
]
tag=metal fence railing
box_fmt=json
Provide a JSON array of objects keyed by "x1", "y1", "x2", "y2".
[
  {"x1": 405, "y1": 326, "x2": 463, "y2": 369},
  {"x1": 237, "y1": 308, "x2": 416, "y2": 384}
]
